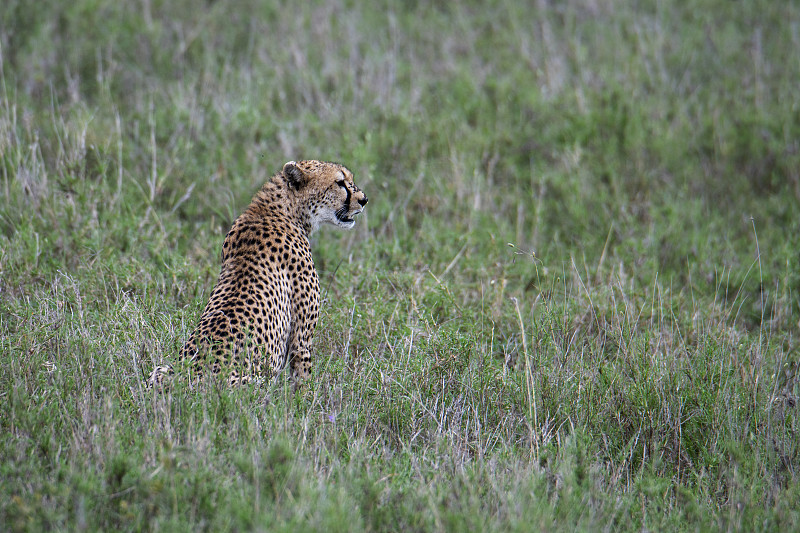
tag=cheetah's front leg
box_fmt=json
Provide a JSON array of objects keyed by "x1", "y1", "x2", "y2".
[
  {"x1": 288, "y1": 346, "x2": 314, "y2": 387},
  {"x1": 285, "y1": 250, "x2": 320, "y2": 386},
  {"x1": 285, "y1": 299, "x2": 319, "y2": 386}
]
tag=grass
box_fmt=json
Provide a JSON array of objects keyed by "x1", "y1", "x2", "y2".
[{"x1": 1, "y1": 0, "x2": 799, "y2": 530}]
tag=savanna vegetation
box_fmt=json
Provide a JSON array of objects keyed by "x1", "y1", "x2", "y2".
[{"x1": 1, "y1": 0, "x2": 799, "y2": 530}]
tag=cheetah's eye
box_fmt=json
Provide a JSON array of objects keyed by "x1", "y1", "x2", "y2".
[{"x1": 336, "y1": 179, "x2": 346, "y2": 188}]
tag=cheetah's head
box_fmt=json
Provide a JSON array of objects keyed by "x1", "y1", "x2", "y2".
[{"x1": 283, "y1": 160, "x2": 368, "y2": 232}]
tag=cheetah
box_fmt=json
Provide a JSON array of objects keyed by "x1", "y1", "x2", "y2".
[{"x1": 150, "y1": 160, "x2": 367, "y2": 387}]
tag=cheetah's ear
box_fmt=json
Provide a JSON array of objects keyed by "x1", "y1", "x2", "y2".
[{"x1": 283, "y1": 161, "x2": 308, "y2": 189}]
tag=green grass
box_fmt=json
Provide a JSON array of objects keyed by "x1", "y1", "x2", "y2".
[{"x1": 2, "y1": 0, "x2": 799, "y2": 530}]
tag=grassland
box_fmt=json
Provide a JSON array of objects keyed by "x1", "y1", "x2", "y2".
[{"x1": 1, "y1": 0, "x2": 799, "y2": 530}]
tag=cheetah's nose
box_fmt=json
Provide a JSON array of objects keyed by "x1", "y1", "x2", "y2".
[{"x1": 358, "y1": 196, "x2": 368, "y2": 206}]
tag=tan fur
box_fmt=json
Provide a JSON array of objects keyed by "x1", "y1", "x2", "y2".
[{"x1": 149, "y1": 160, "x2": 367, "y2": 387}]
